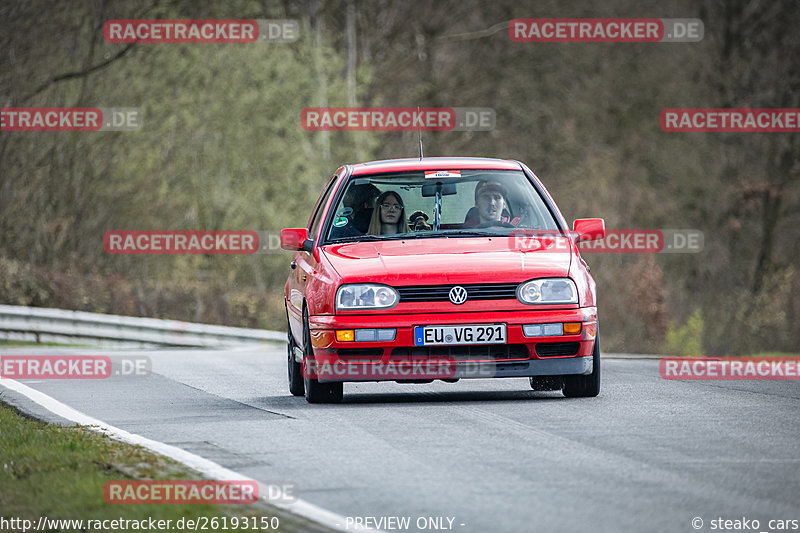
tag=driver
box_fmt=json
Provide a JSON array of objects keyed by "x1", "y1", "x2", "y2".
[{"x1": 464, "y1": 180, "x2": 512, "y2": 227}]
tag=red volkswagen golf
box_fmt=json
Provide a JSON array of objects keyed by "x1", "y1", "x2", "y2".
[{"x1": 281, "y1": 157, "x2": 605, "y2": 403}]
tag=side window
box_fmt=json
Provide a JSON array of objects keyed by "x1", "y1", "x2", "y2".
[{"x1": 308, "y1": 176, "x2": 338, "y2": 240}]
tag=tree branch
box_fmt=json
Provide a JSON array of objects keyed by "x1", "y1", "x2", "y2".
[{"x1": 21, "y1": 43, "x2": 137, "y2": 104}]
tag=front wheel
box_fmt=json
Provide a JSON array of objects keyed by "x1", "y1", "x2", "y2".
[
  {"x1": 302, "y1": 307, "x2": 343, "y2": 404},
  {"x1": 287, "y1": 311, "x2": 304, "y2": 396},
  {"x1": 562, "y1": 335, "x2": 601, "y2": 398}
]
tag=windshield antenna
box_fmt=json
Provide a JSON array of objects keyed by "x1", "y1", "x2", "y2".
[{"x1": 417, "y1": 105, "x2": 424, "y2": 160}]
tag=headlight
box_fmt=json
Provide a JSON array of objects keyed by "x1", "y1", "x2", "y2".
[
  {"x1": 336, "y1": 284, "x2": 399, "y2": 310},
  {"x1": 516, "y1": 278, "x2": 578, "y2": 305}
]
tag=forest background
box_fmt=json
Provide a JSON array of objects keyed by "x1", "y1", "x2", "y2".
[{"x1": 2, "y1": 0, "x2": 798, "y2": 356}]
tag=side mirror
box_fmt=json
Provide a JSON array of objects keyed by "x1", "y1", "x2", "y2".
[
  {"x1": 280, "y1": 228, "x2": 312, "y2": 251},
  {"x1": 572, "y1": 218, "x2": 605, "y2": 242}
]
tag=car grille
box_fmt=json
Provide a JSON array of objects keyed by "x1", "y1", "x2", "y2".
[
  {"x1": 535, "y1": 342, "x2": 580, "y2": 357},
  {"x1": 396, "y1": 283, "x2": 519, "y2": 302},
  {"x1": 391, "y1": 344, "x2": 528, "y2": 361}
]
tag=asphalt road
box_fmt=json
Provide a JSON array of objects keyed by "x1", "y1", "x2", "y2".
[{"x1": 2, "y1": 345, "x2": 799, "y2": 533}]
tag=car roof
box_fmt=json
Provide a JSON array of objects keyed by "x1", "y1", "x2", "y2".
[{"x1": 349, "y1": 157, "x2": 522, "y2": 175}]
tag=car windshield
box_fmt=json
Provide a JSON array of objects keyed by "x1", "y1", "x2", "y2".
[{"x1": 323, "y1": 169, "x2": 561, "y2": 243}]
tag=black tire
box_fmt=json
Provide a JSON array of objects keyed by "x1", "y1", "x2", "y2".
[
  {"x1": 287, "y1": 311, "x2": 304, "y2": 396},
  {"x1": 529, "y1": 375, "x2": 563, "y2": 391},
  {"x1": 302, "y1": 307, "x2": 343, "y2": 404},
  {"x1": 562, "y1": 335, "x2": 601, "y2": 398}
]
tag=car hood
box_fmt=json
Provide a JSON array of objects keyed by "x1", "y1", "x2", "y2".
[{"x1": 322, "y1": 236, "x2": 573, "y2": 284}]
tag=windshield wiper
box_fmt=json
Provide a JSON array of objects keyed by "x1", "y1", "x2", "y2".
[
  {"x1": 325, "y1": 234, "x2": 388, "y2": 244},
  {"x1": 328, "y1": 230, "x2": 505, "y2": 244},
  {"x1": 380, "y1": 232, "x2": 432, "y2": 239},
  {"x1": 442, "y1": 230, "x2": 504, "y2": 237}
]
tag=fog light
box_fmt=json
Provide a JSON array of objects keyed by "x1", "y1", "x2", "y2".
[
  {"x1": 523, "y1": 324, "x2": 543, "y2": 337},
  {"x1": 524, "y1": 323, "x2": 580, "y2": 337},
  {"x1": 376, "y1": 328, "x2": 396, "y2": 341},
  {"x1": 542, "y1": 323, "x2": 563, "y2": 336},
  {"x1": 523, "y1": 323, "x2": 563, "y2": 337},
  {"x1": 352, "y1": 328, "x2": 397, "y2": 342},
  {"x1": 355, "y1": 329, "x2": 376, "y2": 342},
  {"x1": 336, "y1": 330, "x2": 355, "y2": 342}
]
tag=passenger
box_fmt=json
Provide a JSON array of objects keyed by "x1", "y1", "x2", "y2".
[
  {"x1": 367, "y1": 191, "x2": 410, "y2": 235},
  {"x1": 409, "y1": 210, "x2": 432, "y2": 231}
]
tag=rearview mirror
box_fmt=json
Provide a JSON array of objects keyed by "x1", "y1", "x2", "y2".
[
  {"x1": 421, "y1": 181, "x2": 457, "y2": 197},
  {"x1": 572, "y1": 218, "x2": 605, "y2": 242}
]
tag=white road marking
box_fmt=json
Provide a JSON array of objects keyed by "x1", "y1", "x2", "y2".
[{"x1": 0, "y1": 378, "x2": 381, "y2": 533}]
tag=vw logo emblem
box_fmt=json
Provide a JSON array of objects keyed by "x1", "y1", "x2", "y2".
[{"x1": 448, "y1": 286, "x2": 468, "y2": 305}]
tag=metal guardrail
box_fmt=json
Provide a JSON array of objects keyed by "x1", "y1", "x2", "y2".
[{"x1": 0, "y1": 305, "x2": 284, "y2": 347}]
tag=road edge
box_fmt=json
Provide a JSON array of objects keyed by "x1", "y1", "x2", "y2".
[{"x1": 0, "y1": 378, "x2": 380, "y2": 533}]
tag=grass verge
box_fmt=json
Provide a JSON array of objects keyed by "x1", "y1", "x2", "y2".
[{"x1": 0, "y1": 402, "x2": 332, "y2": 532}]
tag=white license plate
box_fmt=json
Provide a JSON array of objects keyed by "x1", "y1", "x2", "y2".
[{"x1": 414, "y1": 324, "x2": 507, "y2": 346}]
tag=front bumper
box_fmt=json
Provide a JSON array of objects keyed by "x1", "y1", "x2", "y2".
[{"x1": 303, "y1": 308, "x2": 597, "y2": 382}]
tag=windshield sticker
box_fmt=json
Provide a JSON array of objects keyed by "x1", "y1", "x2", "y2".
[
  {"x1": 333, "y1": 216, "x2": 349, "y2": 227},
  {"x1": 424, "y1": 170, "x2": 461, "y2": 179}
]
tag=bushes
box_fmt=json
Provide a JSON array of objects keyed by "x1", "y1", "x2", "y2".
[{"x1": 664, "y1": 309, "x2": 704, "y2": 356}]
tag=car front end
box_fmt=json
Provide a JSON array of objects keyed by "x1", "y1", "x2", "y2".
[
  {"x1": 282, "y1": 157, "x2": 604, "y2": 402},
  {"x1": 304, "y1": 237, "x2": 597, "y2": 384}
]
